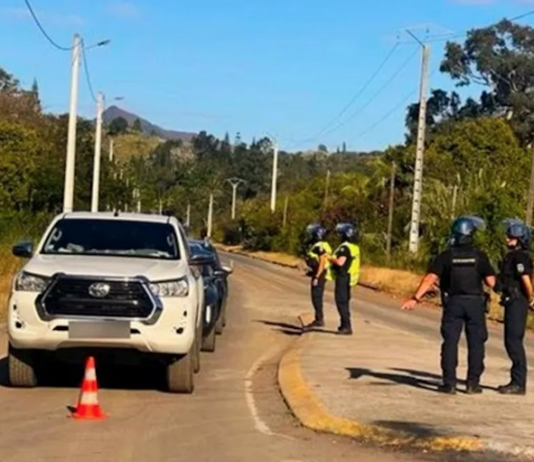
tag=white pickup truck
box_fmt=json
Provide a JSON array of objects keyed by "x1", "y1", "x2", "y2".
[{"x1": 7, "y1": 211, "x2": 210, "y2": 393}]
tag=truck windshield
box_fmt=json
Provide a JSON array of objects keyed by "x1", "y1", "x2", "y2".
[{"x1": 41, "y1": 218, "x2": 180, "y2": 260}]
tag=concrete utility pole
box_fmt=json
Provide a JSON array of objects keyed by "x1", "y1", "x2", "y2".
[
  {"x1": 324, "y1": 169, "x2": 331, "y2": 208},
  {"x1": 63, "y1": 33, "x2": 82, "y2": 213},
  {"x1": 408, "y1": 37, "x2": 430, "y2": 254},
  {"x1": 227, "y1": 178, "x2": 245, "y2": 220},
  {"x1": 270, "y1": 139, "x2": 279, "y2": 213},
  {"x1": 91, "y1": 92, "x2": 104, "y2": 212},
  {"x1": 186, "y1": 202, "x2": 191, "y2": 227},
  {"x1": 109, "y1": 138, "x2": 114, "y2": 162},
  {"x1": 386, "y1": 162, "x2": 396, "y2": 263},
  {"x1": 282, "y1": 195, "x2": 289, "y2": 228},
  {"x1": 526, "y1": 144, "x2": 534, "y2": 227},
  {"x1": 451, "y1": 185, "x2": 458, "y2": 219},
  {"x1": 207, "y1": 194, "x2": 214, "y2": 238}
]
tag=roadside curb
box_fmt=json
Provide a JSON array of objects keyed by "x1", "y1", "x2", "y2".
[{"x1": 277, "y1": 312, "x2": 484, "y2": 454}]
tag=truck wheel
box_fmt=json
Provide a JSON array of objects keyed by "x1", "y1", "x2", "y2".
[
  {"x1": 193, "y1": 328, "x2": 201, "y2": 374},
  {"x1": 8, "y1": 344, "x2": 37, "y2": 388},
  {"x1": 166, "y1": 350, "x2": 194, "y2": 394},
  {"x1": 215, "y1": 306, "x2": 224, "y2": 335},
  {"x1": 201, "y1": 326, "x2": 216, "y2": 352}
]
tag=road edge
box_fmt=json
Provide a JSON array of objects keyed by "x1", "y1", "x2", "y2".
[{"x1": 277, "y1": 312, "x2": 484, "y2": 454}]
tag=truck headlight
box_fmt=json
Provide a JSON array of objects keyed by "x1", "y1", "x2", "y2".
[
  {"x1": 149, "y1": 278, "x2": 189, "y2": 297},
  {"x1": 15, "y1": 271, "x2": 49, "y2": 292}
]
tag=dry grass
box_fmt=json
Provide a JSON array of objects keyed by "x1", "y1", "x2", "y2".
[
  {"x1": 111, "y1": 133, "x2": 163, "y2": 161},
  {"x1": 0, "y1": 252, "x2": 20, "y2": 322}
]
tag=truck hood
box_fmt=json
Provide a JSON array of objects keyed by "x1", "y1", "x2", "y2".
[{"x1": 23, "y1": 254, "x2": 188, "y2": 282}]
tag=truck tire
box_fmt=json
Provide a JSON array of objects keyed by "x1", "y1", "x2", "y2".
[
  {"x1": 8, "y1": 344, "x2": 37, "y2": 388},
  {"x1": 201, "y1": 326, "x2": 216, "y2": 352},
  {"x1": 166, "y1": 350, "x2": 194, "y2": 394},
  {"x1": 215, "y1": 306, "x2": 224, "y2": 335},
  {"x1": 193, "y1": 327, "x2": 201, "y2": 374}
]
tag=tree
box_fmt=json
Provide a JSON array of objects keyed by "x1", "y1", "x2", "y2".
[
  {"x1": 132, "y1": 118, "x2": 143, "y2": 132},
  {"x1": 318, "y1": 144, "x2": 328, "y2": 153},
  {"x1": 440, "y1": 19, "x2": 534, "y2": 144},
  {"x1": 108, "y1": 116, "x2": 128, "y2": 135}
]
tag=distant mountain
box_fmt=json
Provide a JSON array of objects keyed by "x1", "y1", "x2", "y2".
[{"x1": 102, "y1": 105, "x2": 196, "y2": 142}]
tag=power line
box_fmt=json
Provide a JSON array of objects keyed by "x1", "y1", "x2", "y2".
[
  {"x1": 81, "y1": 40, "x2": 98, "y2": 103},
  {"x1": 355, "y1": 68, "x2": 439, "y2": 139},
  {"x1": 300, "y1": 41, "x2": 401, "y2": 143},
  {"x1": 320, "y1": 46, "x2": 419, "y2": 138},
  {"x1": 22, "y1": 0, "x2": 72, "y2": 51}
]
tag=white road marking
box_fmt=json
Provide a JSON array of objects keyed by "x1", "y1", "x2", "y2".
[{"x1": 244, "y1": 346, "x2": 277, "y2": 436}]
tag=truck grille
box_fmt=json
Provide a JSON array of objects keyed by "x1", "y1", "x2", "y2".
[{"x1": 40, "y1": 277, "x2": 155, "y2": 319}]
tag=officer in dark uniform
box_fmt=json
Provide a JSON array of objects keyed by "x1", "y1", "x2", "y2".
[
  {"x1": 401, "y1": 216, "x2": 496, "y2": 394},
  {"x1": 303, "y1": 224, "x2": 332, "y2": 329},
  {"x1": 328, "y1": 222, "x2": 360, "y2": 335},
  {"x1": 495, "y1": 219, "x2": 534, "y2": 395}
]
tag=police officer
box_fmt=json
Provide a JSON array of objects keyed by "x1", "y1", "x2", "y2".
[
  {"x1": 401, "y1": 216, "x2": 496, "y2": 394},
  {"x1": 303, "y1": 224, "x2": 332, "y2": 329},
  {"x1": 328, "y1": 222, "x2": 360, "y2": 335},
  {"x1": 495, "y1": 219, "x2": 534, "y2": 395}
]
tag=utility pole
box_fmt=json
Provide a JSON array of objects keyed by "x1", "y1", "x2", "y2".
[
  {"x1": 526, "y1": 144, "x2": 534, "y2": 227},
  {"x1": 324, "y1": 169, "x2": 331, "y2": 208},
  {"x1": 186, "y1": 202, "x2": 191, "y2": 227},
  {"x1": 91, "y1": 92, "x2": 104, "y2": 212},
  {"x1": 63, "y1": 33, "x2": 82, "y2": 213},
  {"x1": 408, "y1": 37, "x2": 430, "y2": 254},
  {"x1": 451, "y1": 185, "x2": 458, "y2": 219},
  {"x1": 386, "y1": 162, "x2": 396, "y2": 264},
  {"x1": 207, "y1": 193, "x2": 214, "y2": 238},
  {"x1": 227, "y1": 178, "x2": 245, "y2": 220},
  {"x1": 270, "y1": 140, "x2": 279, "y2": 212},
  {"x1": 109, "y1": 138, "x2": 114, "y2": 162},
  {"x1": 282, "y1": 195, "x2": 289, "y2": 228}
]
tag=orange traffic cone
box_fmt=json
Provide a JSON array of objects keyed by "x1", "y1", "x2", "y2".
[{"x1": 70, "y1": 356, "x2": 106, "y2": 420}]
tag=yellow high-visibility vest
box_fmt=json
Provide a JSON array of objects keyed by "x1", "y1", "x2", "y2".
[{"x1": 327, "y1": 242, "x2": 360, "y2": 286}]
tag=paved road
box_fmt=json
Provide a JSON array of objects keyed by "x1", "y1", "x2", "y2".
[
  {"x1": 0, "y1": 255, "x2": 445, "y2": 462},
  {"x1": 224, "y1": 251, "x2": 534, "y2": 363}
]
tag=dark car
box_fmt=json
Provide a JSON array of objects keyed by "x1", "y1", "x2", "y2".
[{"x1": 188, "y1": 239, "x2": 232, "y2": 352}]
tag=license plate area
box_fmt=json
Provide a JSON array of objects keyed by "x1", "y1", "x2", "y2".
[{"x1": 68, "y1": 320, "x2": 131, "y2": 339}]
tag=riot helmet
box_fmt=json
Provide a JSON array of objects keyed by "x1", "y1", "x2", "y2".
[
  {"x1": 335, "y1": 222, "x2": 358, "y2": 243},
  {"x1": 502, "y1": 218, "x2": 531, "y2": 250},
  {"x1": 305, "y1": 223, "x2": 327, "y2": 243},
  {"x1": 449, "y1": 215, "x2": 485, "y2": 246}
]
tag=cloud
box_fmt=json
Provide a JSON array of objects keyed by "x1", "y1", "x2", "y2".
[
  {"x1": 106, "y1": 2, "x2": 141, "y2": 19},
  {"x1": 0, "y1": 7, "x2": 83, "y2": 26}
]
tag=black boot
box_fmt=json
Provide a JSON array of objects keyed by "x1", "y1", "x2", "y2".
[
  {"x1": 437, "y1": 383, "x2": 457, "y2": 395},
  {"x1": 497, "y1": 383, "x2": 526, "y2": 395},
  {"x1": 465, "y1": 382, "x2": 483, "y2": 395},
  {"x1": 303, "y1": 319, "x2": 325, "y2": 330},
  {"x1": 336, "y1": 326, "x2": 353, "y2": 335}
]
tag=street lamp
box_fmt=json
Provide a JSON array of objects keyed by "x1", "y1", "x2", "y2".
[
  {"x1": 226, "y1": 178, "x2": 246, "y2": 220},
  {"x1": 265, "y1": 133, "x2": 278, "y2": 213},
  {"x1": 63, "y1": 34, "x2": 110, "y2": 213}
]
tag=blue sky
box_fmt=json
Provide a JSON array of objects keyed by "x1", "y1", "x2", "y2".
[{"x1": 0, "y1": 0, "x2": 533, "y2": 152}]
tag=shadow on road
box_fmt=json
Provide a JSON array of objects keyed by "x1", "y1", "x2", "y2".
[
  {"x1": 391, "y1": 368, "x2": 499, "y2": 392},
  {"x1": 0, "y1": 355, "x2": 167, "y2": 391},
  {"x1": 346, "y1": 367, "x2": 441, "y2": 393},
  {"x1": 255, "y1": 319, "x2": 339, "y2": 336}
]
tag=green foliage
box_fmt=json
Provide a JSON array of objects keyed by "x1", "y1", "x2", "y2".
[{"x1": 108, "y1": 116, "x2": 128, "y2": 136}]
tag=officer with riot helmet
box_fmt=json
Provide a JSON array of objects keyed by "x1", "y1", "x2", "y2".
[
  {"x1": 303, "y1": 224, "x2": 332, "y2": 329},
  {"x1": 401, "y1": 216, "x2": 496, "y2": 394},
  {"x1": 328, "y1": 222, "x2": 360, "y2": 335},
  {"x1": 495, "y1": 219, "x2": 534, "y2": 395}
]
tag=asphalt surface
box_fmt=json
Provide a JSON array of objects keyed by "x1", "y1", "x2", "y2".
[{"x1": 0, "y1": 253, "x2": 526, "y2": 461}]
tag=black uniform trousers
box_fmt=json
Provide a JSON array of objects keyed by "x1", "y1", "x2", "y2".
[
  {"x1": 440, "y1": 295, "x2": 488, "y2": 386},
  {"x1": 334, "y1": 276, "x2": 351, "y2": 329},
  {"x1": 311, "y1": 272, "x2": 327, "y2": 322},
  {"x1": 503, "y1": 296, "x2": 529, "y2": 388}
]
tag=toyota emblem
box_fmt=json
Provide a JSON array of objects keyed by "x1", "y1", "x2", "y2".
[{"x1": 88, "y1": 282, "x2": 111, "y2": 298}]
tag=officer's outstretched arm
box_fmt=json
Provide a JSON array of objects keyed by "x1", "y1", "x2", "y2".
[{"x1": 401, "y1": 272, "x2": 439, "y2": 311}]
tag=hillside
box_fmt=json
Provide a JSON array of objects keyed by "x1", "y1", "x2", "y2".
[{"x1": 103, "y1": 105, "x2": 196, "y2": 142}]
